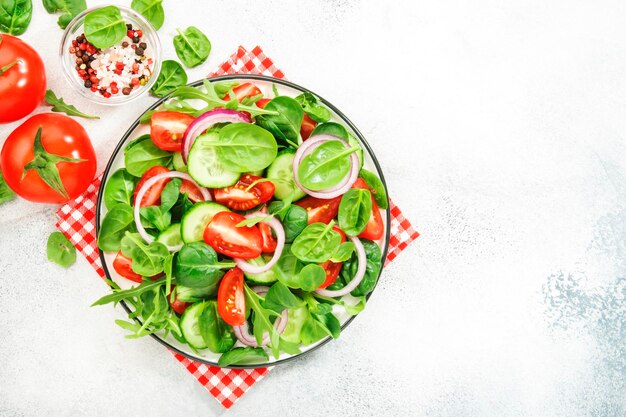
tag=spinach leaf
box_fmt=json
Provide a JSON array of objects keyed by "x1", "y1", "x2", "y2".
[
  {"x1": 98, "y1": 204, "x2": 135, "y2": 251},
  {"x1": 84, "y1": 5, "x2": 126, "y2": 49},
  {"x1": 42, "y1": 0, "x2": 86, "y2": 29},
  {"x1": 104, "y1": 168, "x2": 136, "y2": 210},
  {"x1": 359, "y1": 169, "x2": 388, "y2": 209},
  {"x1": 47, "y1": 231, "x2": 76, "y2": 267},
  {"x1": 130, "y1": 0, "x2": 164, "y2": 30},
  {"x1": 340, "y1": 238, "x2": 382, "y2": 297},
  {"x1": 338, "y1": 188, "x2": 372, "y2": 236},
  {"x1": 124, "y1": 136, "x2": 172, "y2": 177},
  {"x1": 314, "y1": 293, "x2": 366, "y2": 316},
  {"x1": 215, "y1": 123, "x2": 277, "y2": 172},
  {"x1": 124, "y1": 133, "x2": 151, "y2": 153},
  {"x1": 120, "y1": 232, "x2": 169, "y2": 276},
  {"x1": 294, "y1": 92, "x2": 331, "y2": 123},
  {"x1": 291, "y1": 222, "x2": 342, "y2": 263},
  {"x1": 262, "y1": 281, "x2": 305, "y2": 313},
  {"x1": 173, "y1": 242, "x2": 235, "y2": 287},
  {"x1": 268, "y1": 202, "x2": 307, "y2": 243},
  {"x1": 174, "y1": 284, "x2": 216, "y2": 302},
  {"x1": 310, "y1": 122, "x2": 349, "y2": 140},
  {"x1": 45, "y1": 89, "x2": 99, "y2": 119},
  {"x1": 151, "y1": 59, "x2": 187, "y2": 98},
  {"x1": 298, "y1": 140, "x2": 358, "y2": 191},
  {"x1": 281, "y1": 306, "x2": 307, "y2": 344},
  {"x1": 139, "y1": 178, "x2": 180, "y2": 231},
  {"x1": 173, "y1": 26, "x2": 211, "y2": 68},
  {"x1": 273, "y1": 244, "x2": 304, "y2": 287},
  {"x1": 0, "y1": 0, "x2": 32, "y2": 35},
  {"x1": 296, "y1": 264, "x2": 326, "y2": 291},
  {"x1": 256, "y1": 96, "x2": 304, "y2": 148},
  {"x1": 0, "y1": 171, "x2": 15, "y2": 204},
  {"x1": 244, "y1": 284, "x2": 281, "y2": 358},
  {"x1": 329, "y1": 241, "x2": 355, "y2": 263},
  {"x1": 198, "y1": 300, "x2": 236, "y2": 353},
  {"x1": 300, "y1": 303, "x2": 341, "y2": 345},
  {"x1": 217, "y1": 347, "x2": 268, "y2": 367}
]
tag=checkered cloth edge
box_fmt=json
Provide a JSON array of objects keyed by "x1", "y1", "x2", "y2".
[{"x1": 55, "y1": 45, "x2": 419, "y2": 409}]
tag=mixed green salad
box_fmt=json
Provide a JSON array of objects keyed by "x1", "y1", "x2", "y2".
[{"x1": 95, "y1": 78, "x2": 388, "y2": 367}]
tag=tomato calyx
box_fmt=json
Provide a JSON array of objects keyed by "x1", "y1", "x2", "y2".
[{"x1": 22, "y1": 127, "x2": 86, "y2": 198}]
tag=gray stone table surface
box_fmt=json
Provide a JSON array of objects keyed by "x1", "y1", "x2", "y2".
[{"x1": 1, "y1": 0, "x2": 625, "y2": 416}]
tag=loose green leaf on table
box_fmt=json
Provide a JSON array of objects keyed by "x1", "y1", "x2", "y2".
[
  {"x1": 173, "y1": 26, "x2": 211, "y2": 68},
  {"x1": 45, "y1": 89, "x2": 99, "y2": 119},
  {"x1": 131, "y1": 0, "x2": 164, "y2": 30},
  {"x1": 338, "y1": 188, "x2": 372, "y2": 236},
  {"x1": 42, "y1": 0, "x2": 86, "y2": 29},
  {"x1": 217, "y1": 347, "x2": 268, "y2": 367},
  {"x1": 84, "y1": 5, "x2": 126, "y2": 49},
  {"x1": 0, "y1": 0, "x2": 32, "y2": 35},
  {"x1": 0, "y1": 171, "x2": 16, "y2": 204},
  {"x1": 47, "y1": 231, "x2": 76, "y2": 267},
  {"x1": 151, "y1": 59, "x2": 188, "y2": 98}
]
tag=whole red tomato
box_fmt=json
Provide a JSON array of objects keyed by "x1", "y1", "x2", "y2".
[
  {"x1": 0, "y1": 35, "x2": 46, "y2": 124},
  {"x1": 1, "y1": 113, "x2": 97, "y2": 203}
]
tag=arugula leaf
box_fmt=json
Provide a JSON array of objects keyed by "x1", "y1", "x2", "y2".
[
  {"x1": 244, "y1": 284, "x2": 281, "y2": 358},
  {"x1": 46, "y1": 231, "x2": 76, "y2": 267},
  {"x1": 45, "y1": 89, "x2": 99, "y2": 119},
  {"x1": 92, "y1": 276, "x2": 168, "y2": 306}
]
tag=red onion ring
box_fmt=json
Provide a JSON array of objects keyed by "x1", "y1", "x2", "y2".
[
  {"x1": 232, "y1": 286, "x2": 288, "y2": 347},
  {"x1": 315, "y1": 236, "x2": 367, "y2": 297},
  {"x1": 181, "y1": 109, "x2": 251, "y2": 163},
  {"x1": 292, "y1": 134, "x2": 359, "y2": 199},
  {"x1": 133, "y1": 171, "x2": 211, "y2": 251},
  {"x1": 234, "y1": 212, "x2": 285, "y2": 274}
]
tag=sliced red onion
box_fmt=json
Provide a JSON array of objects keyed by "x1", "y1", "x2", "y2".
[
  {"x1": 315, "y1": 236, "x2": 367, "y2": 297},
  {"x1": 133, "y1": 171, "x2": 211, "y2": 251},
  {"x1": 234, "y1": 212, "x2": 285, "y2": 274},
  {"x1": 292, "y1": 134, "x2": 359, "y2": 199},
  {"x1": 181, "y1": 109, "x2": 252, "y2": 163},
  {"x1": 232, "y1": 286, "x2": 288, "y2": 347}
]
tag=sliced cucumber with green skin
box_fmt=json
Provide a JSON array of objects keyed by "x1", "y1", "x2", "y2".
[
  {"x1": 281, "y1": 306, "x2": 308, "y2": 344},
  {"x1": 348, "y1": 134, "x2": 364, "y2": 170},
  {"x1": 187, "y1": 130, "x2": 240, "y2": 188},
  {"x1": 156, "y1": 223, "x2": 182, "y2": 247},
  {"x1": 243, "y1": 257, "x2": 278, "y2": 284},
  {"x1": 180, "y1": 302, "x2": 207, "y2": 349},
  {"x1": 176, "y1": 285, "x2": 217, "y2": 302},
  {"x1": 181, "y1": 201, "x2": 229, "y2": 243},
  {"x1": 266, "y1": 150, "x2": 306, "y2": 201},
  {"x1": 172, "y1": 152, "x2": 187, "y2": 173}
]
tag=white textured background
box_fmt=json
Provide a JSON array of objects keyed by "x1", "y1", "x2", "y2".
[{"x1": 1, "y1": 0, "x2": 626, "y2": 416}]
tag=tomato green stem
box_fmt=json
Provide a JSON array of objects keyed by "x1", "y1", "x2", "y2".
[{"x1": 0, "y1": 60, "x2": 18, "y2": 76}]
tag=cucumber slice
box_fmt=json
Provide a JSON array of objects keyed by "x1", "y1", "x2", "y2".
[
  {"x1": 187, "y1": 130, "x2": 240, "y2": 188},
  {"x1": 281, "y1": 306, "x2": 308, "y2": 344},
  {"x1": 243, "y1": 257, "x2": 278, "y2": 284},
  {"x1": 348, "y1": 134, "x2": 364, "y2": 170},
  {"x1": 181, "y1": 201, "x2": 229, "y2": 243},
  {"x1": 180, "y1": 302, "x2": 207, "y2": 349},
  {"x1": 266, "y1": 150, "x2": 306, "y2": 201},
  {"x1": 176, "y1": 285, "x2": 217, "y2": 303},
  {"x1": 172, "y1": 152, "x2": 187, "y2": 173},
  {"x1": 156, "y1": 223, "x2": 182, "y2": 247}
]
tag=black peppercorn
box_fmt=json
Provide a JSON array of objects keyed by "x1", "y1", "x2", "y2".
[
  {"x1": 122, "y1": 87, "x2": 132, "y2": 95},
  {"x1": 139, "y1": 42, "x2": 147, "y2": 49},
  {"x1": 82, "y1": 55, "x2": 90, "y2": 63},
  {"x1": 122, "y1": 41, "x2": 129, "y2": 48},
  {"x1": 126, "y1": 23, "x2": 133, "y2": 30},
  {"x1": 84, "y1": 80, "x2": 92, "y2": 88},
  {"x1": 135, "y1": 47, "x2": 144, "y2": 56},
  {"x1": 132, "y1": 36, "x2": 140, "y2": 43}
]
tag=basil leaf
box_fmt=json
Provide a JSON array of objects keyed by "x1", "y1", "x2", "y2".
[
  {"x1": 294, "y1": 92, "x2": 331, "y2": 123},
  {"x1": 173, "y1": 242, "x2": 235, "y2": 288},
  {"x1": 124, "y1": 136, "x2": 172, "y2": 176},
  {"x1": 0, "y1": 0, "x2": 32, "y2": 35},
  {"x1": 291, "y1": 222, "x2": 342, "y2": 263},
  {"x1": 97, "y1": 204, "x2": 135, "y2": 251},
  {"x1": 340, "y1": 238, "x2": 382, "y2": 297},
  {"x1": 256, "y1": 96, "x2": 304, "y2": 148},
  {"x1": 297, "y1": 140, "x2": 358, "y2": 191},
  {"x1": 42, "y1": 0, "x2": 86, "y2": 29},
  {"x1": 262, "y1": 281, "x2": 305, "y2": 313},
  {"x1": 104, "y1": 168, "x2": 136, "y2": 210},
  {"x1": 84, "y1": 5, "x2": 126, "y2": 49},
  {"x1": 338, "y1": 188, "x2": 372, "y2": 236},
  {"x1": 198, "y1": 300, "x2": 236, "y2": 353},
  {"x1": 47, "y1": 231, "x2": 76, "y2": 267},
  {"x1": 151, "y1": 59, "x2": 187, "y2": 98},
  {"x1": 173, "y1": 26, "x2": 211, "y2": 68},
  {"x1": 215, "y1": 123, "x2": 277, "y2": 172},
  {"x1": 130, "y1": 0, "x2": 164, "y2": 30},
  {"x1": 45, "y1": 89, "x2": 99, "y2": 119},
  {"x1": 0, "y1": 171, "x2": 15, "y2": 205},
  {"x1": 329, "y1": 241, "x2": 355, "y2": 263},
  {"x1": 359, "y1": 169, "x2": 388, "y2": 209},
  {"x1": 217, "y1": 347, "x2": 268, "y2": 367}
]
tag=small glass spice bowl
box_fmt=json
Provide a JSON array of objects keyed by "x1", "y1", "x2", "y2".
[{"x1": 59, "y1": 6, "x2": 162, "y2": 106}]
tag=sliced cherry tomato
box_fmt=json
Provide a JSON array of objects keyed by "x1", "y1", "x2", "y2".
[
  {"x1": 112, "y1": 252, "x2": 143, "y2": 283},
  {"x1": 256, "y1": 98, "x2": 271, "y2": 109},
  {"x1": 179, "y1": 179, "x2": 205, "y2": 203},
  {"x1": 169, "y1": 286, "x2": 192, "y2": 315},
  {"x1": 133, "y1": 166, "x2": 170, "y2": 207},
  {"x1": 259, "y1": 206, "x2": 277, "y2": 253},
  {"x1": 223, "y1": 83, "x2": 262, "y2": 102},
  {"x1": 204, "y1": 211, "x2": 263, "y2": 259},
  {"x1": 318, "y1": 226, "x2": 346, "y2": 288},
  {"x1": 352, "y1": 178, "x2": 384, "y2": 240},
  {"x1": 150, "y1": 111, "x2": 194, "y2": 152},
  {"x1": 295, "y1": 195, "x2": 341, "y2": 224},
  {"x1": 214, "y1": 174, "x2": 275, "y2": 211},
  {"x1": 217, "y1": 267, "x2": 246, "y2": 326},
  {"x1": 301, "y1": 113, "x2": 317, "y2": 140}
]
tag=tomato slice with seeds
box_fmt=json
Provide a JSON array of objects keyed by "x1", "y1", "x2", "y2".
[
  {"x1": 223, "y1": 83, "x2": 262, "y2": 102},
  {"x1": 150, "y1": 111, "x2": 195, "y2": 152},
  {"x1": 259, "y1": 206, "x2": 277, "y2": 253},
  {"x1": 214, "y1": 174, "x2": 275, "y2": 211},
  {"x1": 352, "y1": 178, "x2": 384, "y2": 240},
  {"x1": 301, "y1": 113, "x2": 317, "y2": 140},
  {"x1": 133, "y1": 166, "x2": 170, "y2": 207},
  {"x1": 318, "y1": 226, "x2": 346, "y2": 288},
  {"x1": 112, "y1": 252, "x2": 143, "y2": 283},
  {"x1": 295, "y1": 195, "x2": 342, "y2": 225},
  {"x1": 179, "y1": 179, "x2": 205, "y2": 203},
  {"x1": 204, "y1": 211, "x2": 263, "y2": 259},
  {"x1": 217, "y1": 267, "x2": 246, "y2": 326}
]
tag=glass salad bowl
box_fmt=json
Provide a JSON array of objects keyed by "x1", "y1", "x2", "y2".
[{"x1": 95, "y1": 75, "x2": 391, "y2": 368}]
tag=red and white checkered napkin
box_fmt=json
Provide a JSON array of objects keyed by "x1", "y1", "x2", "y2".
[{"x1": 55, "y1": 45, "x2": 419, "y2": 409}]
